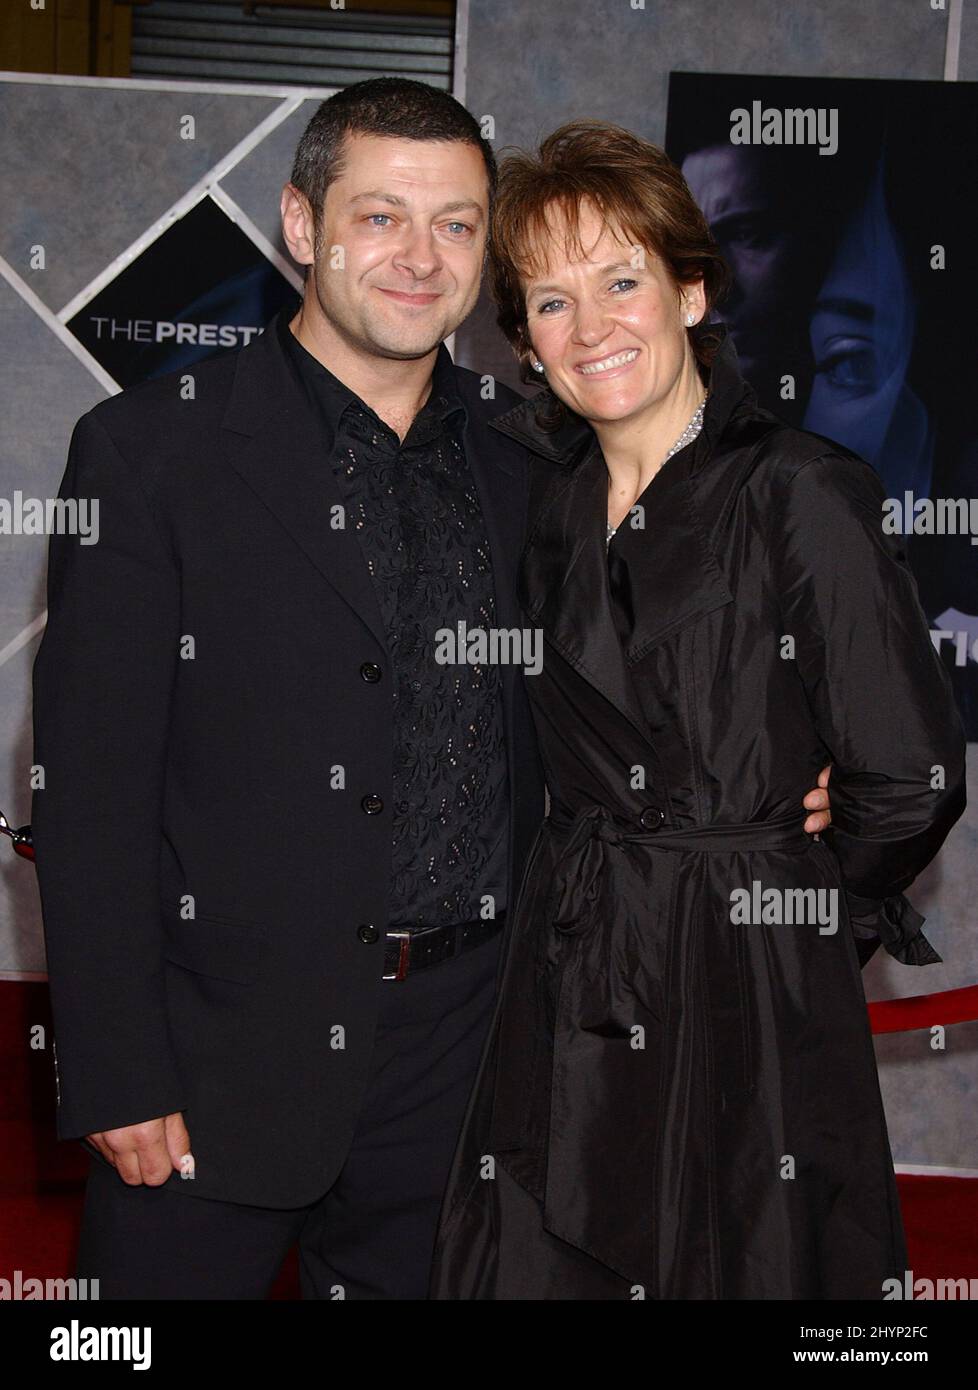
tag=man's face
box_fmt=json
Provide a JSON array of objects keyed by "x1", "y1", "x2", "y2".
[
  {"x1": 294, "y1": 133, "x2": 489, "y2": 360},
  {"x1": 682, "y1": 144, "x2": 808, "y2": 387}
]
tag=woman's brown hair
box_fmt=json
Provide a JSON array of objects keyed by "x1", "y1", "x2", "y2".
[{"x1": 489, "y1": 120, "x2": 731, "y2": 387}]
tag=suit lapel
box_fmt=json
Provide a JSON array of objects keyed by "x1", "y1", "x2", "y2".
[{"x1": 219, "y1": 309, "x2": 389, "y2": 655}]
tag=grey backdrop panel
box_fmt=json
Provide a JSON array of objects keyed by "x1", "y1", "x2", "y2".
[
  {"x1": 220, "y1": 97, "x2": 325, "y2": 253},
  {"x1": 0, "y1": 75, "x2": 332, "y2": 978},
  {"x1": 0, "y1": 83, "x2": 283, "y2": 313}
]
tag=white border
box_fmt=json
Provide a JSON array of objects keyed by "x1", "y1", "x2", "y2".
[
  {"x1": 0, "y1": 611, "x2": 48, "y2": 669},
  {"x1": 944, "y1": 0, "x2": 963, "y2": 81},
  {"x1": 0, "y1": 69, "x2": 339, "y2": 99},
  {"x1": 0, "y1": 253, "x2": 119, "y2": 395},
  {"x1": 896, "y1": 1164, "x2": 978, "y2": 1179},
  {"x1": 453, "y1": 0, "x2": 470, "y2": 108},
  {"x1": 209, "y1": 185, "x2": 304, "y2": 294}
]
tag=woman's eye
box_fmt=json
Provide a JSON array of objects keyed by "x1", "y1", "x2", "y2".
[
  {"x1": 536, "y1": 299, "x2": 565, "y2": 314},
  {"x1": 815, "y1": 346, "x2": 878, "y2": 393},
  {"x1": 610, "y1": 278, "x2": 638, "y2": 293}
]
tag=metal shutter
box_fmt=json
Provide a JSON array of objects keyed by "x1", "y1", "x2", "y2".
[{"x1": 131, "y1": 1, "x2": 454, "y2": 90}]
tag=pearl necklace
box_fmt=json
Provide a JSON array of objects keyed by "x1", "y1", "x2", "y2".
[{"x1": 606, "y1": 392, "x2": 708, "y2": 545}]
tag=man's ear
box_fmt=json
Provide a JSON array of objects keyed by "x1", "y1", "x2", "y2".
[{"x1": 281, "y1": 183, "x2": 316, "y2": 269}]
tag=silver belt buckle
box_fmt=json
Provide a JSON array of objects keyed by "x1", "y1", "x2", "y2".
[{"x1": 383, "y1": 928, "x2": 412, "y2": 981}]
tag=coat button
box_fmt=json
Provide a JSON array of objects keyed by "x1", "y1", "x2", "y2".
[
  {"x1": 639, "y1": 806, "x2": 665, "y2": 830},
  {"x1": 357, "y1": 924, "x2": 379, "y2": 944},
  {"x1": 360, "y1": 662, "x2": 382, "y2": 683},
  {"x1": 361, "y1": 793, "x2": 384, "y2": 815}
]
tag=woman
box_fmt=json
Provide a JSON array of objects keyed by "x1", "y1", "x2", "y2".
[{"x1": 430, "y1": 122, "x2": 966, "y2": 1299}]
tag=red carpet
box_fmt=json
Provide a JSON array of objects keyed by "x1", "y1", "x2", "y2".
[{"x1": 1, "y1": 980, "x2": 974, "y2": 1297}]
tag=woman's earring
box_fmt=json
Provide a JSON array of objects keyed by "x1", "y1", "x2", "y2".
[
  {"x1": 685, "y1": 312, "x2": 696, "y2": 326},
  {"x1": 532, "y1": 360, "x2": 545, "y2": 373}
]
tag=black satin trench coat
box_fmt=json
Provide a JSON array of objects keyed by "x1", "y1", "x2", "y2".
[{"x1": 430, "y1": 336, "x2": 966, "y2": 1300}]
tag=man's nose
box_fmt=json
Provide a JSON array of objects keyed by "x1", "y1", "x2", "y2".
[{"x1": 392, "y1": 227, "x2": 442, "y2": 279}]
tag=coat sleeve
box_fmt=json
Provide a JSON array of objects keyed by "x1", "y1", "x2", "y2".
[
  {"x1": 31, "y1": 408, "x2": 186, "y2": 1137},
  {"x1": 770, "y1": 450, "x2": 966, "y2": 967}
]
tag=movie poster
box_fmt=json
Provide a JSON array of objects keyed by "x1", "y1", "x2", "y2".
[
  {"x1": 666, "y1": 73, "x2": 978, "y2": 738},
  {"x1": 65, "y1": 194, "x2": 298, "y2": 388}
]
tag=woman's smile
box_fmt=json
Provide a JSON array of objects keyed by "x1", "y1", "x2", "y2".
[{"x1": 576, "y1": 348, "x2": 640, "y2": 377}]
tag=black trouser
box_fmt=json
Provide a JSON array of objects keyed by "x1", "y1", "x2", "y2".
[{"x1": 75, "y1": 933, "x2": 500, "y2": 1300}]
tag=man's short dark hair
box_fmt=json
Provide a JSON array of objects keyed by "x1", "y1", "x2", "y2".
[{"x1": 290, "y1": 78, "x2": 496, "y2": 236}]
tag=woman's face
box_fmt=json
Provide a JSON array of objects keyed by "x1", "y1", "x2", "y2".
[
  {"x1": 522, "y1": 201, "x2": 703, "y2": 427},
  {"x1": 803, "y1": 158, "x2": 915, "y2": 473}
]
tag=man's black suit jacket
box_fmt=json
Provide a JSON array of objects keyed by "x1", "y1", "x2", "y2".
[{"x1": 31, "y1": 306, "x2": 546, "y2": 1208}]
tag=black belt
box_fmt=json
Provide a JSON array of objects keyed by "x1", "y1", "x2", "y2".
[
  {"x1": 547, "y1": 802, "x2": 811, "y2": 852},
  {"x1": 545, "y1": 803, "x2": 811, "y2": 937},
  {"x1": 382, "y1": 915, "x2": 505, "y2": 981}
]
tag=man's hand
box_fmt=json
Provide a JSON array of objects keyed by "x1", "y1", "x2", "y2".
[
  {"x1": 86, "y1": 1112, "x2": 192, "y2": 1186},
  {"x1": 803, "y1": 764, "x2": 832, "y2": 835}
]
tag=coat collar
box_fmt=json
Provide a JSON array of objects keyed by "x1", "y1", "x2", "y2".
[
  {"x1": 487, "y1": 324, "x2": 750, "y2": 471},
  {"x1": 492, "y1": 330, "x2": 755, "y2": 744}
]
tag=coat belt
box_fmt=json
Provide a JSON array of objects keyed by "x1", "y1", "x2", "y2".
[{"x1": 545, "y1": 803, "x2": 810, "y2": 936}]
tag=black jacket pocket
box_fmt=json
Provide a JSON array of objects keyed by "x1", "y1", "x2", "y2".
[{"x1": 161, "y1": 901, "x2": 265, "y2": 984}]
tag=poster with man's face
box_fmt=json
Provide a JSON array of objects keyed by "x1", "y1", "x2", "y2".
[{"x1": 666, "y1": 73, "x2": 978, "y2": 738}]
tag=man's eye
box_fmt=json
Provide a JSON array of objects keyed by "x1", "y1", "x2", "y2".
[
  {"x1": 367, "y1": 214, "x2": 392, "y2": 226},
  {"x1": 445, "y1": 222, "x2": 472, "y2": 235},
  {"x1": 718, "y1": 218, "x2": 769, "y2": 250}
]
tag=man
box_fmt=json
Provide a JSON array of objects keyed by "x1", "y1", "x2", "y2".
[{"x1": 31, "y1": 78, "x2": 832, "y2": 1300}]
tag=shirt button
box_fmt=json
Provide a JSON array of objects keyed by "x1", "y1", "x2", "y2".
[
  {"x1": 361, "y1": 794, "x2": 384, "y2": 815},
  {"x1": 357, "y1": 924, "x2": 379, "y2": 944},
  {"x1": 360, "y1": 662, "x2": 382, "y2": 683},
  {"x1": 639, "y1": 807, "x2": 665, "y2": 830}
]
